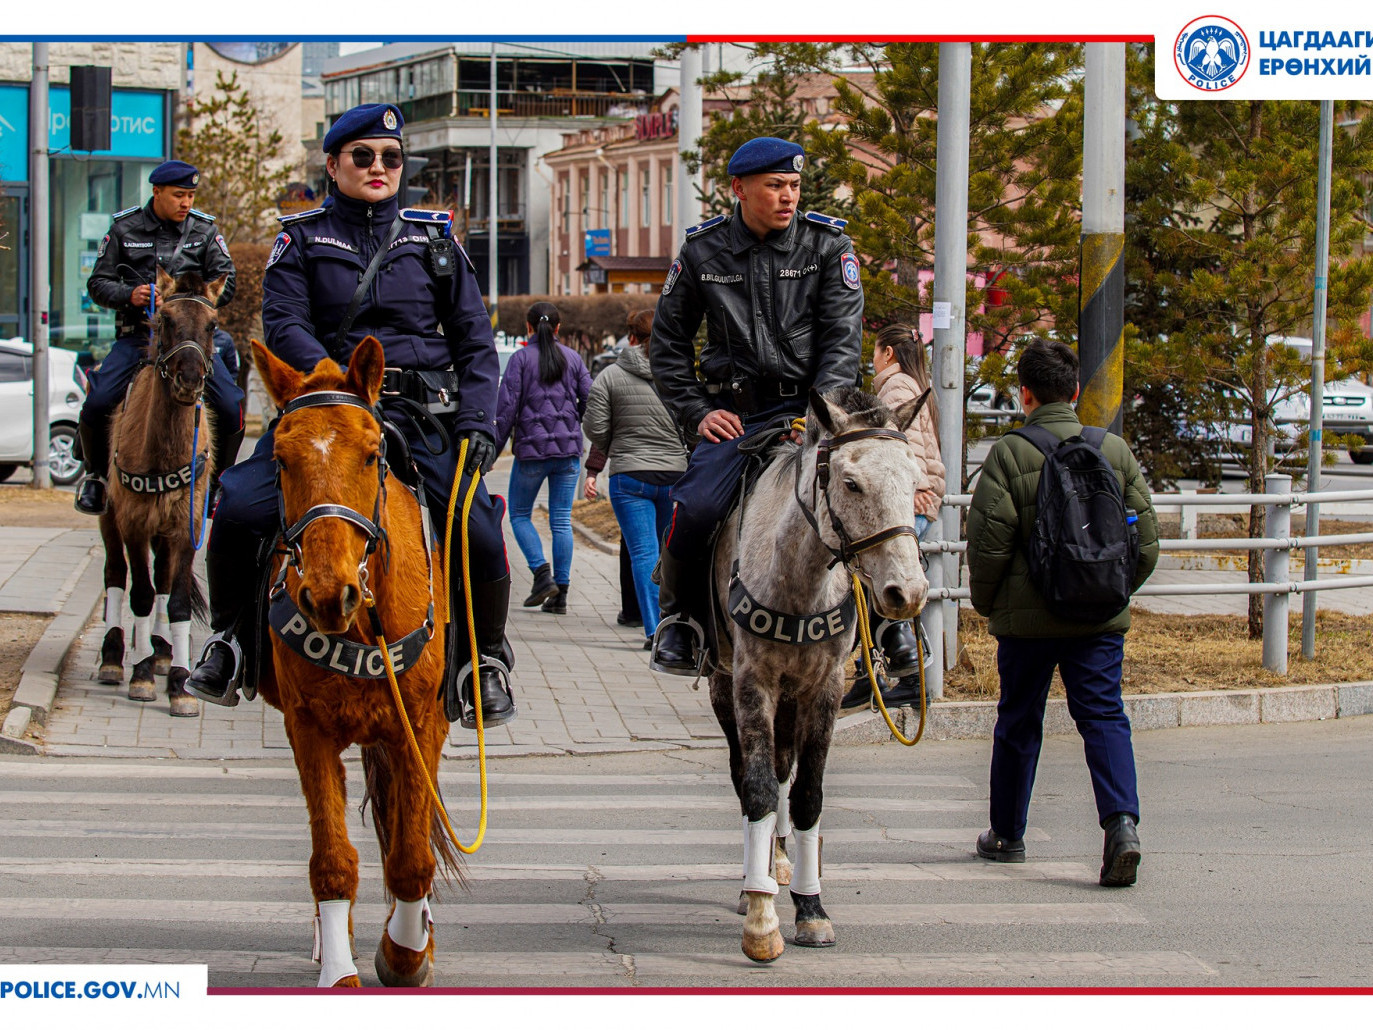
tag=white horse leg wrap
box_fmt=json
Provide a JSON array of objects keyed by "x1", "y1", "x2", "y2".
[
  {"x1": 129, "y1": 613, "x2": 153, "y2": 665},
  {"x1": 313, "y1": 899, "x2": 357, "y2": 988},
  {"x1": 740, "y1": 816, "x2": 750, "y2": 879},
  {"x1": 742, "y1": 812, "x2": 779, "y2": 895},
  {"x1": 386, "y1": 897, "x2": 432, "y2": 953},
  {"x1": 103, "y1": 588, "x2": 125, "y2": 631},
  {"x1": 790, "y1": 817, "x2": 823, "y2": 896},
  {"x1": 775, "y1": 781, "x2": 792, "y2": 841},
  {"x1": 152, "y1": 594, "x2": 170, "y2": 642},
  {"x1": 170, "y1": 621, "x2": 191, "y2": 671}
]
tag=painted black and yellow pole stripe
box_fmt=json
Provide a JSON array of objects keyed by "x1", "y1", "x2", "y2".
[{"x1": 1077, "y1": 232, "x2": 1125, "y2": 433}]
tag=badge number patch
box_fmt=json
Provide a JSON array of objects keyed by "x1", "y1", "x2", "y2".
[
  {"x1": 266, "y1": 231, "x2": 292, "y2": 269},
  {"x1": 840, "y1": 252, "x2": 860, "y2": 291},
  {"x1": 662, "y1": 258, "x2": 682, "y2": 296}
]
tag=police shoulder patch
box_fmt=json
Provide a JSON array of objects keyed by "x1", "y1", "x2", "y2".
[
  {"x1": 840, "y1": 251, "x2": 861, "y2": 291},
  {"x1": 662, "y1": 258, "x2": 683, "y2": 296},
  {"x1": 804, "y1": 210, "x2": 847, "y2": 232},
  {"x1": 400, "y1": 208, "x2": 452, "y2": 225},
  {"x1": 265, "y1": 231, "x2": 293, "y2": 270},
  {"x1": 189, "y1": 208, "x2": 216, "y2": 224},
  {"x1": 685, "y1": 214, "x2": 727, "y2": 238},
  {"x1": 112, "y1": 206, "x2": 140, "y2": 221},
  {"x1": 214, "y1": 233, "x2": 231, "y2": 258},
  {"x1": 278, "y1": 207, "x2": 326, "y2": 226},
  {"x1": 97, "y1": 233, "x2": 110, "y2": 259}
]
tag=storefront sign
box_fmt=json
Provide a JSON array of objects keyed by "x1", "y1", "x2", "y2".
[
  {"x1": 635, "y1": 110, "x2": 678, "y2": 141},
  {"x1": 0, "y1": 84, "x2": 166, "y2": 179},
  {"x1": 584, "y1": 228, "x2": 611, "y2": 257}
]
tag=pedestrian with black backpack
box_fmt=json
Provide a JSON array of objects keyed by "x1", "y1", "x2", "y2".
[{"x1": 966, "y1": 338, "x2": 1159, "y2": 886}]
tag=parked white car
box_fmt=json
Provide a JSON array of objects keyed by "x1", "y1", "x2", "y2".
[{"x1": 0, "y1": 339, "x2": 87, "y2": 486}]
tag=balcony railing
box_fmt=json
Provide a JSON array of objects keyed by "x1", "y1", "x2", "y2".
[{"x1": 455, "y1": 89, "x2": 647, "y2": 119}]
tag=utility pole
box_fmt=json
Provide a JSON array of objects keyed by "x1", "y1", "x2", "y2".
[
  {"x1": 1078, "y1": 43, "x2": 1126, "y2": 433},
  {"x1": 1303, "y1": 99, "x2": 1334, "y2": 659},
  {"x1": 676, "y1": 45, "x2": 703, "y2": 250},
  {"x1": 30, "y1": 43, "x2": 50, "y2": 490},
  {"x1": 488, "y1": 43, "x2": 499, "y2": 331},
  {"x1": 928, "y1": 42, "x2": 971, "y2": 697}
]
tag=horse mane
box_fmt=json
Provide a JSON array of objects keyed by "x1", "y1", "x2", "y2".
[
  {"x1": 169, "y1": 270, "x2": 208, "y2": 295},
  {"x1": 805, "y1": 386, "x2": 898, "y2": 443}
]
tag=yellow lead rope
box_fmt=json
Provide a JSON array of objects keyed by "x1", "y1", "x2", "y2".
[
  {"x1": 852, "y1": 571, "x2": 927, "y2": 747},
  {"x1": 366, "y1": 437, "x2": 489, "y2": 855}
]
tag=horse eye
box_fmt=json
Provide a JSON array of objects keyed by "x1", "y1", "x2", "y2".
[
  {"x1": 844, "y1": 478, "x2": 862, "y2": 494},
  {"x1": 365, "y1": 453, "x2": 378, "y2": 468}
]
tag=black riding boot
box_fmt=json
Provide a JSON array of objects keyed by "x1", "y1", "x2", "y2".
[
  {"x1": 185, "y1": 547, "x2": 260, "y2": 707},
  {"x1": 649, "y1": 549, "x2": 706, "y2": 676},
  {"x1": 74, "y1": 415, "x2": 110, "y2": 516},
  {"x1": 456, "y1": 575, "x2": 517, "y2": 730}
]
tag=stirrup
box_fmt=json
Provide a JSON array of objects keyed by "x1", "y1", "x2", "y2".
[
  {"x1": 74, "y1": 475, "x2": 109, "y2": 516},
  {"x1": 447, "y1": 652, "x2": 515, "y2": 728},
  {"x1": 648, "y1": 615, "x2": 708, "y2": 678},
  {"x1": 185, "y1": 631, "x2": 245, "y2": 707}
]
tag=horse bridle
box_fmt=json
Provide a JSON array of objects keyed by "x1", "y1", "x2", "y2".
[
  {"x1": 153, "y1": 293, "x2": 217, "y2": 392},
  {"x1": 793, "y1": 426, "x2": 920, "y2": 571}
]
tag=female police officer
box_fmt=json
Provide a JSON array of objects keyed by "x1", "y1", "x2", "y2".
[{"x1": 185, "y1": 103, "x2": 517, "y2": 730}]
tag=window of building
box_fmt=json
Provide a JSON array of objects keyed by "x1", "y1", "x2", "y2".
[
  {"x1": 559, "y1": 177, "x2": 570, "y2": 237},
  {"x1": 599, "y1": 172, "x2": 609, "y2": 229},
  {"x1": 640, "y1": 167, "x2": 651, "y2": 227},
  {"x1": 662, "y1": 163, "x2": 674, "y2": 226},
  {"x1": 578, "y1": 173, "x2": 589, "y2": 228},
  {"x1": 618, "y1": 168, "x2": 629, "y2": 227}
]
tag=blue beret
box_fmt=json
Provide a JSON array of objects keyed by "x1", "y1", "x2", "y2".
[
  {"x1": 149, "y1": 161, "x2": 200, "y2": 188},
  {"x1": 323, "y1": 104, "x2": 404, "y2": 154},
  {"x1": 726, "y1": 137, "x2": 805, "y2": 177}
]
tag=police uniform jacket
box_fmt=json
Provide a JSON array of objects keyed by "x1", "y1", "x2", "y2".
[
  {"x1": 650, "y1": 205, "x2": 863, "y2": 434},
  {"x1": 87, "y1": 200, "x2": 236, "y2": 338},
  {"x1": 261, "y1": 191, "x2": 498, "y2": 437}
]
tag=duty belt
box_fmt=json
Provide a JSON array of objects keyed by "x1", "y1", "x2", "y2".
[
  {"x1": 705, "y1": 379, "x2": 804, "y2": 416},
  {"x1": 380, "y1": 368, "x2": 462, "y2": 412}
]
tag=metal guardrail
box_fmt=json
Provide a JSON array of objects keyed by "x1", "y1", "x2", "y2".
[{"x1": 925, "y1": 474, "x2": 1373, "y2": 681}]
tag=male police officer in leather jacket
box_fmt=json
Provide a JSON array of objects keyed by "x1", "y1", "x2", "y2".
[
  {"x1": 649, "y1": 138, "x2": 865, "y2": 673},
  {"x1": 77, "y1": 161, "x2": 244, "y2": 516}
]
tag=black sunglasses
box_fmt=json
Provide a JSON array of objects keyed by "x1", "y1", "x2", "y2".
[{"x1": 348, "y1": 145, "x2": 404, "y2": 171}]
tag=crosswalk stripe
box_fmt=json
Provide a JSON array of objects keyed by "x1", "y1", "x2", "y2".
[
  {"x1": 0, "y1": 857, "x2": 1095, "y2": 882},
  {"x1": 0, "y1": 820, "x2": 1048, "y2": 845},
  {"x1": 0, "y1": 898, "x2": 1143, "y2": 927},
  {"x1": 0, "y1": 947, "x2": 1214, "y2": 979},
  {"x1": 0, "y1": 791, "x2": 982, "y2": 813}
]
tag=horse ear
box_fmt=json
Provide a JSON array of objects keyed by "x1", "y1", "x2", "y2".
[
  {"x1": 809, "y1": 387, "x2": 840, "y2": 435},
  {"x1": 203, "y1": 275, "x2": 230, "y2": 307},
  {"x1": 891, "y1": 388, "x2": 931, "y2": 433},
  {"x1": 252, "y1": 340, "x2": 304, "y2": 410},
  {"x1": 154, "y1": 265, "x2": 175, "y2": 300},
  {"x1": 345, "y1": 336, "x2": 385, "y2": 405}
]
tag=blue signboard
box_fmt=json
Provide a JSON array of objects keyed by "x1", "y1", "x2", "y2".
[
  {"x1": 0, "y1": 84, "x2": 166, "y2": 181},
  {"x1": 584, "y1": 228, "x2": 611, "y2": 257}
]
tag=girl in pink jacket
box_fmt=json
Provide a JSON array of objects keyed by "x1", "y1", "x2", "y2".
[{"x1": 872, "y1": 324, "x2": 945, "y2": 539}]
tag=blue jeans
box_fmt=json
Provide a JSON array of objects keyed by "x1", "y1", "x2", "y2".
[
  {"x1": 608, "y1": 473, "x2": 676, "y2": 639},
  {"x1": 508, "y1": 456, "x2": 580, "y2": 584}
]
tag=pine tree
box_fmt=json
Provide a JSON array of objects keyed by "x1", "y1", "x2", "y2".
[{"x1": 175, "y1": 71, "x2": 297, "y2": 245}]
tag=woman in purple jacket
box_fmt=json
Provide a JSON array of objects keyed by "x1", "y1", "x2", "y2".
[{"x1": 494, "y1": 302, "x2": 593, "y2": 614}]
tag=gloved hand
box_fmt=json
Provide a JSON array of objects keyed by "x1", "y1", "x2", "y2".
[{"x1": 461, "y1": 429, "x2": 497, "y2": 476}]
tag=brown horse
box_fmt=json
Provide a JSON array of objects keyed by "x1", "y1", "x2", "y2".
[
  {"x1": 251, "y1": 335, "x2": 460, "y2": 989},
  {"x1": 99, "y1": 267, "x2": 225, "y2": 717}
]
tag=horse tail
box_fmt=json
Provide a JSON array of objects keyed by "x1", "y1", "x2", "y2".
[
  {"x1": 360, "y1": 742, "x2": 466, "y2": 902},
  {"x1": 187, "y1": 569, "x2": 208, "y2": 624}
]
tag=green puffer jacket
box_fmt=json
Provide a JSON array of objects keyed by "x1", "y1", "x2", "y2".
[{"x1": 966, "y1": 402, "x2": 1160, "y2": 638}]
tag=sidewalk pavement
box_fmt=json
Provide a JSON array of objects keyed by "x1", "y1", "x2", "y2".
[{"x1": 1, "y1": 505, "x2": 1371, "y2": 760}]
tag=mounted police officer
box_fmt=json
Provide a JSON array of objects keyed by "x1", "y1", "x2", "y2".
[
  {"x1": 77, "y1": 160, "x2": 244, "y2": 516},
  {"x1": 185, "y1": 103, "x2": 518, "y2": 730},
  {"x1": 649, "y1": 137, "x2": 924, "y2": 679}
]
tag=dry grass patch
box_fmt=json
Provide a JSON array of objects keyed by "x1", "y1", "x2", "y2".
[
  {"x1": 0, "y1": 614, "x2": 53, "y2": 714},
  {"x1": 943, "y1": 608, "x2": 1373, "y2": 701},
  {"x1": 0, "y1": 486, "x2": 87, "y2": 529},
  {"x1": 571, "y1": 498, "x2": 622, "y2": 542}
]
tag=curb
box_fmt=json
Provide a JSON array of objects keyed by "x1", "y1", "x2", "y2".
[
  {"x1": 831, "y1": 679, "x2": 1373, "y2": 745},
  {"x1": 553, "y1": 505, "x2": 618, "y2": 555},
  {"x1": 0, "y1": 551, "x2": 104, "y2": 755}
]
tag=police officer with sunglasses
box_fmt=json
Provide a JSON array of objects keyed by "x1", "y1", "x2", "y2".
[{"x1": 186, "y1": 104, "x2": 517, "y2": 731}]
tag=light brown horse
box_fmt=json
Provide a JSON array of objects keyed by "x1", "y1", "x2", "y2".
[
  {"x1": 252, "y1": 335, "x2": 460, "y2": 989},
  {"x1": 99, "y1": 267, "x2": 225, "y2": 717}
]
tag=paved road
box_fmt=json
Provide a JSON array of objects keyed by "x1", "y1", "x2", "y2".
[{"x1": 1, "y1": 717, "x2": 1369, "y2": 987}]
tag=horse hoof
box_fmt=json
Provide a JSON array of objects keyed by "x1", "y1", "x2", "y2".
[
  {"x1": 168, "y1": 694, "x2": 200, "y2": 718},
  {"x1": 736, "y1": 891, "x2": 748, "y2": 916},
  {"x1": 742, "y1": 928, "x2": 784, "y2": 964},
  {"x1": 326, "y1": 975, "x2": 361, "y2": 989},
  {"x1": 794, "y1": 918, "x2": 836, "y2": 948},
  {"x1": 98, "y1": 664, "x2": 123, "y2": 685},
  {"x1": 374, "y1": 931, "x2": 434, "y2": 988},
  {"x1": 127, "y1": 681, "x2": 156, "y2": 702},
  {"x1": 152, "y1": 636, "x2": 172, "y2": 677}
]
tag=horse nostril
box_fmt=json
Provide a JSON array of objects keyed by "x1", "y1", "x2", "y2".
[
  {"x1": 298, "y1": 588, "x2": 315, "y2": 620},
  {"x1": 882, "y1": 585, "x2": 908, "y2": 612},
  {"x1": 341, "y1": 584, "x2": 359, "y2": 616}
]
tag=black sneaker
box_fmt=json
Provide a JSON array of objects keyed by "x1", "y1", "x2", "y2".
[{"x1": 976, "y1": 828, "x2": 1026, "y2": 863}]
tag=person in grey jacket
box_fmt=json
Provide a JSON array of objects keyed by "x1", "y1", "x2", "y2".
[{"x1": 584, "y1": 309, "x2": 688, "y2": 647}]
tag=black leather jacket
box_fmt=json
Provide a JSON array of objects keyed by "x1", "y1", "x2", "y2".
[
  {"x1": 87, "y1": 200, "x2": 236, "y2": 339},
  {"x1": 651, "y1": 205, "x2": 864, "y2": 434}
]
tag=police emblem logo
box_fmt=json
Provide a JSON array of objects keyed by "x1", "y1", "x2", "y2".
[
  {"x1": 792, "y1": 154, "x2": 805, "y2": 172},
  {"x1": 215, "y1": 233, "x2": 230, "y2": 258},
  {"x1": 383, "y1": 109, "x2": 398, "y2": 130},
  {"x1": 191, "y1": 172, "x2": 200, "y2": 186},
  {"x1": 840, "y1": 252, "x2": 860, "y2": 291},
  {"x1": 1174, "y1": 15, "x2": 1250, "y2": 91},
  {"x1": 662, "y1": 258, "x2": 682, "y2": 296},
  {"x1": 266, "y1": 231, "x2": 292, "y2": 269},
  {"x1": 97, "y1": 233, "x2": 109, "y2": 259}
]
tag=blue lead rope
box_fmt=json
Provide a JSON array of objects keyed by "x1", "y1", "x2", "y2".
[{"x1": 189, "y1": 400, "x2": 213, "y2": 550}]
